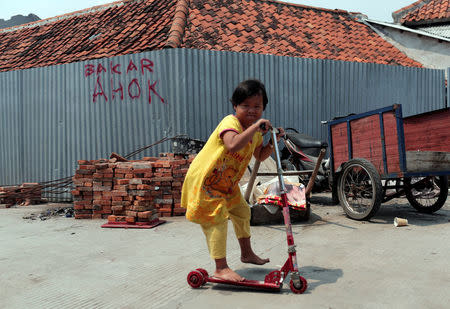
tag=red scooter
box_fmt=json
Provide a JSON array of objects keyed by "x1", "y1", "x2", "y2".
[{"x1": 187, "y1": 127, "x2": 308, "y2": 294}]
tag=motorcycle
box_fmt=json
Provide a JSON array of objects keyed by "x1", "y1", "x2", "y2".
[{"x1": 279, "y1": 128, "x2": 339, "y2": 204}]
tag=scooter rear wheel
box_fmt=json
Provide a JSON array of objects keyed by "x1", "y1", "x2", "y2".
[
  {"x1": 290, "y1": 276, "x2": 307, "y2": 294},
  {"x1": 264, "y1": 270, "x2": 282, "y2": 284},
  {"x1": 196, "y1": 268, "x2": 209, "y2": 285},
  {"x1": 187, "y1": 270, "x2": 204, "y2": 288}
]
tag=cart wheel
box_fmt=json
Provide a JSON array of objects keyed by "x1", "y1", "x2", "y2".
[
  {"x1": 404, "y1": 176, "x2": 448, "y2": 213},
  {"x1": 337, "y1": 158, "x2": 382, "y2": 220},
  {"x1": 290, "y1": 276, "x2": 307, "y2": 294},
  {"x1": 187, "y1": 270, "x2": 204, "y2": 288},
  {"x1": 196, "y1": 268, "x2": 209, "y2": 285}
]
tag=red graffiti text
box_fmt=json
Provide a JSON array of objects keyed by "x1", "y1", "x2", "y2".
[{"x1": 85, "y1": 58, "x2": 165, "y2": 104}]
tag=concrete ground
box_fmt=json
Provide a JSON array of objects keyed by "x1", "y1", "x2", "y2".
[{"x1": 1, "y1": 193, "x2": 449, "y2": 309}]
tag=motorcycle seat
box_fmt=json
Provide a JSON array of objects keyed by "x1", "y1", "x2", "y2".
[{"x1": 286, "y1": 132, "x2": 328, "y2": 149}]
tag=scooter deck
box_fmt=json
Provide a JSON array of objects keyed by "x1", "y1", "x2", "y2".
[{"x1": 206, "y1": 276, "x2": 281, "y2": 291}]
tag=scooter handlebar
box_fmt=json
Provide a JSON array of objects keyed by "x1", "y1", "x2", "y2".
[{"x1": 259, "y1": 123, "x2": 279, "y2": 134}]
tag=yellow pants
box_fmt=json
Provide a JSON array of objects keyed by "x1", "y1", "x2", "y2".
[{"x1": 201, "y1": 201, "x2": 251, "y2": 259}]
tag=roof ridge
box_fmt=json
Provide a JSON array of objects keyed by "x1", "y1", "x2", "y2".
[
  {"x1": 0, "y1": 0, "x2": 128, "y2": 33},
  {"x1": 393, "y1": 0, "x2": 425, "y2": 14},
  {"x1": 392, "y1": 0, "x2": 433, "y2": 23},
  {"x1": 165, "y1": 0, "x2": 189, "y2": 48},
  {"x1": 261, "y1": 0, "x2": 355, "y2": 15}
]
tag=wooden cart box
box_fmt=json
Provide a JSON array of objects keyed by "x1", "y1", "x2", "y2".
[{"x1": 328, "y1": 105, "x2": 450, "y2": 179}]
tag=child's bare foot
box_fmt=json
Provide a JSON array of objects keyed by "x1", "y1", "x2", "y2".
[
  {"x1": 214, "y1": 267, "x2": 245, "y2": 282},
  {"x1": 241, "y1": 253, "x2": 270, "y2": 265}
]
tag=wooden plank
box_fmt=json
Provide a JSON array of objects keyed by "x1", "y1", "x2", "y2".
[
  {"x1": 351, "y1": 114, "x2": 384, "y2": 175},
  {"x1": 406, "y1": 151, "x2": 450, "y2": 172},
  {"x1": 383, "y1": 112, "x2": 401, "y2": 174},
  {"x1": 404, "y1": 109, "x2": 450, "y2": 152},
  {"x1": 331, "y1": 122, "x2": 348, "y2": 171},
  {"x1": 244, "y1": 160, "x2": 260, "y2": 202}
]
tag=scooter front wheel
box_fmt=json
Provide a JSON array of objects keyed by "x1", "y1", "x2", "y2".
[
  {"x1": 290, "y1": 276, "x2": 307, "y2": 294},
  {"x1": 187, "y1": 270, "x2": 204, "y2": 288}
]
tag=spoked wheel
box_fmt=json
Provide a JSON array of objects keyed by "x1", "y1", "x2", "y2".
[
  {"x1": 337, "y1": 158, "x2": 383, "y2": 220},
  {"x1": 404, "y1": 176, "x2": 448, "y2": 213},
  {"x1": 290, "y1": 276, "x2": 307, "y2": 294},
  {"x1": 187, "y1": 270, "x2": 204, "y2": 288}
]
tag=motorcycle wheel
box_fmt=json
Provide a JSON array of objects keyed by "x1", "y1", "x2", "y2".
[
  {"x1": 281, "y1": 159, "x2": 305, "y2": 184},
  {"x1": 404, "y1": 176, "x2": 448, "y2": 213},
  {"x1": 337, "y1": 158, "x2": 383, "y2": 220}
]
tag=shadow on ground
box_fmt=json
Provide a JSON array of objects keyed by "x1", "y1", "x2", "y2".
[
  {"x1": 202, "y1": 265, "x2": 342, "y2": 294},
  {"x1": 368, "y1": 202, "x2": 450, "y2": 227},
  {"x1": 310, "y1": 192, "x2": 450, "y2": 227}
]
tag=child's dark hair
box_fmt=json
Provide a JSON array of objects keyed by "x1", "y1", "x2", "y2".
[{"x1": 231, "y1": 79, "x2": 268, "y2": 110}]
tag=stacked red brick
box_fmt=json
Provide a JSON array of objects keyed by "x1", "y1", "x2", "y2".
[
  {"x1": 149, "y1": 153, "x2": 191, "y2": 217},
  {"x1": 109, "y1": 161, "x2": 158, "y2": 224},
  {"x1": 72, "y1": 160, "x2": 99, "y2": 219},
  {"x1": 0, "y1": 183, "x2": 43, "y2": 207},
  {"x1": 93, "y1": 162, "x2": 114, "y2": 219},
  {"x1": 72, "y1": 153, "x2": 194, "y2": 220}
]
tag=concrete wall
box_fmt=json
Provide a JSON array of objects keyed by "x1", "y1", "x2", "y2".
[{"x1": 369, "y1": 24, "x2": 450, "y2": 70}]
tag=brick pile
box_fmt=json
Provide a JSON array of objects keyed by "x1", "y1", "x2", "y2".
[
  {"x1": 72, "y1": 153, "x2": 194, "y2": 221},
  {"x1": 0, "y1": 183, "x2": 43, "y2": 207}
]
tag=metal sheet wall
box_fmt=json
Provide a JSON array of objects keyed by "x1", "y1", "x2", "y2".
[
  {"x1": 0, "y1": 49, "x2": 446, "y2": 199},
  {"x1": 0, "y1": 70, "x2": 22, "y2": 185}
]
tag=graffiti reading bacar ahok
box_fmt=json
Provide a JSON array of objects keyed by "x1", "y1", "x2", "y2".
[{"x1": 84, "y1": 57, "x2": 166, "y2": 104}]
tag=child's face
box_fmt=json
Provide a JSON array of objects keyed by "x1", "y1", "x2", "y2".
[{"x1": 234, "y1": 94, "x2": 264, "y2": 129}]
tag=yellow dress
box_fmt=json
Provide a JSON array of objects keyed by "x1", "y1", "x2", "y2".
[{"x1": 181, "y1": 115, "x2": 263, "y2": 227}]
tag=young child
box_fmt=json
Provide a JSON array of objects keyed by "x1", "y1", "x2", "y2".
[{"x1": 181, "y1": 79, "x2": 284, "y2": 282}]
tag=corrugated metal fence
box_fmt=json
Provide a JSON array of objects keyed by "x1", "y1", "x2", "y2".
[{"x1": 0, "y1": 48, "x2": 448, "y2": 200}]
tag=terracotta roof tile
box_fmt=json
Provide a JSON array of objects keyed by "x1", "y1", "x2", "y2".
[
  {"x1": 0, "y1": 0, "x2": 177, "y2": 72},
  {"x1": 0, "y1": 0, "x2": 421, "y2": 72},
  {"x1": 393, "y1": 0, "x2": 450, "y2": 25},
  {"x1": 183, "y1": 0, "x2": 421, "y2": 67}
]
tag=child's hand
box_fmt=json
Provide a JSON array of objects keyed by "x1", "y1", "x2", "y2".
[
  {"x1": 275, "y1": 127, "x2": 285, "y2": 142},
  {"x1": 256, "y1": 119, "x2": 271, "y2": 135}
]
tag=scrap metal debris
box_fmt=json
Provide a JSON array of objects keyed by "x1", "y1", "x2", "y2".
[{"x1": 22, "y1": 207, "x2": 74, "y2": 221}]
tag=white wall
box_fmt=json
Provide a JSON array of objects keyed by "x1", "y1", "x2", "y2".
[{"x1": 370, "y1": 24, "x2": 450, "y2": 70}]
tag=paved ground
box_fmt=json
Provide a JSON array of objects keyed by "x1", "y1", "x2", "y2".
[{"x1": 1, "y1": 193, "x2": 449, "y2": 309}]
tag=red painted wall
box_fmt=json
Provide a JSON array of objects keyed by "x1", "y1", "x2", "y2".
[{"x1": 404, "y1": 109, "x2": 450, "y2": 153}]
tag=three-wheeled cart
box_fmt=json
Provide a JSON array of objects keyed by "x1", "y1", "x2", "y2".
[{"x1": 328, "y1": 104, "x2": 450, "y2": 220}]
